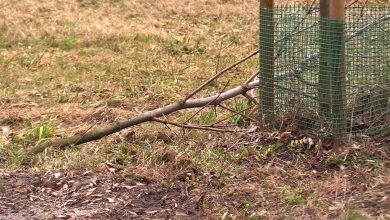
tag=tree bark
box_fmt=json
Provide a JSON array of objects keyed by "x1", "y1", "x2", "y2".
[{"x1": 28, "y1": 80, "x2": 259, "y2": 155}]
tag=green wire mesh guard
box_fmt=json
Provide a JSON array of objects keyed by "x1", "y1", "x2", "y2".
[{"x1": 259, "y1": 5, "x2": 389, "y2": 140}]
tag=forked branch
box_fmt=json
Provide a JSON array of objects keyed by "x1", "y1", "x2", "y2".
[{"x1": 28, "y1": 51, "x2": 260, "y2": 155}]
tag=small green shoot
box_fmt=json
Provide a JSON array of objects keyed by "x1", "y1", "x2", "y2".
[
  {"x1": 283, "y1": 187, "x2": 306, "y2": 205},
  {"x1": 60, "y1": 35, "x2": 77, "y2": 50},
  {"x1": 36, "y1": 124, "x2": 53, "y2": 141},
  {"x1": 327, "y1": 155, "x2": 347, "y2": 167},
  {"x1": 231, "y1": 100, "x2": 248, "y2": 125},
  {"x1": 199, "y1": 109, "x2": 217, "y2": 125}
]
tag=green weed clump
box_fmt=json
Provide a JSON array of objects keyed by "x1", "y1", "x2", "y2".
[{"x1": 283, "y1": 187, "x2": 306, "y2": 205}]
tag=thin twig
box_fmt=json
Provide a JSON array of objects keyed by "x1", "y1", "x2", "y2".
[
  {"x1": 346, "y1": 0, "x2": 358, "y2": 8},
  {"x1": 183, "y1": 50, "x2": 259, "y2": 101},
  {"x1": 203, "y1": 124, "x2": 238, "y2": 128},
  {"x1": 161, "y1": 114, "x2": 180, "y2": 139},
  {"x1": 152, "y1": 118, "x2": 241, "y2": 132},
  {"x1": 243, "y1": 70, "x2": 260, "y2": 86},
  {"x1": 181, "y1": 43, "x2": 238, "y2": 125},
  {"x1": 183, "y1": 78, "x2": 232, "y2": 125},
  {"x1": 243, "y1": 93, "x2": 259, "y2": 105},
  {"x1": 214, "y1": 41, "x2": 224, "y2": 84},
  {"x1": 210, "y1": 104, "x2": 255, "y2": 127},
  {"x1": 217, "y1": 104, "x2": 258, "y2": 124},
  {"x1": 306, "y1": 0, "x2": 317, "y2": 14}
]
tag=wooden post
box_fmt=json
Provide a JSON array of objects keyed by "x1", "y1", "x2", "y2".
[
  {"x1": 259, "y1": 0, "x2": 275, "y2": 125},
  {"x1": 319, "y1": 0, "x2": 347, "y2": 148},
  {"x1": 319, "y1": 0, "x2": 332, "y2": 120}
]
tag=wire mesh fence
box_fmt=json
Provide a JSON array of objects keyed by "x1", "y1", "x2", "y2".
[{"x1": 259, "y1": 5, "x2": 389, "y2": 140}]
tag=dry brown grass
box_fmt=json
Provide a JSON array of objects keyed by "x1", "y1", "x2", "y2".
[
  {"x1": 0, "y1": 0, "x2": 261, "y2": 177},
  {"x1": 0, "y1": 0, "x2": 389, "y2": 219}
]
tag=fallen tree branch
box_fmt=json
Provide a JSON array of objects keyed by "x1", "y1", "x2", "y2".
[{"x1": 28, "y1": 79, "x2": 259, "y2": 155}]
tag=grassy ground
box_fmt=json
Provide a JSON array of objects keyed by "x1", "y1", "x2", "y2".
[{"x1": 0, "y1": 0, "x2": 389, "y2": 219}]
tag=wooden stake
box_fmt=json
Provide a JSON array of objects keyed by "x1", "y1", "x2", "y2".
[
  {"x1": 319, "y1": 0, "x2": 347, "y2": 149},
  {"x1": 259, "y1": 0, "x2": 275, "y2": 125}
]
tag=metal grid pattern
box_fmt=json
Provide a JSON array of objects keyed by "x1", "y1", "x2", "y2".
[{"x1": 259, "y1": 5, "x2": 389, "y2": 138}]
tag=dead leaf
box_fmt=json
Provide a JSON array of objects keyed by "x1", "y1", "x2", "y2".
[
  {"x1": 14, "y1": 179, "x2": 26, "y2": 188},
  {"x1": 328, "y1": 206, "x2": 341, "y2": 211},
  {"x1": 61, "y1": 184, "x2": 69, "y2": 191},
  {"x1": 308, "y1": 138, "x2": 315, "y2": 147},
  {"x1": 1, "y1": 126, "x2": 12, "y2": 138},
  {"x1": 85, "y1": 188, "x2": 96, "y2": 196},
  {"x1": 71, "y1": 180, "x2": 82, "y2": 189},
  {"x1": 297, "y1": 131, "x2": 306, "y2": 139},
  {"x1": 51, "y1": 191, "x2": 61, "y2": 197},
  {"x1": 107, "y1": 167, "x2": 116, "y2": 173},
  {"x1": 121, "y1": 184, "x2": 139, "y2": 190},
  {"x1": 90, "y1": 175, "x2": 98, "y2": 186},
  {"x1": 280, "y1": 132, "x2": 292, "y2": 142},
  {"x1": 54, "y1": 172, "x2": 62, "y2": 179},
  {"x1": 281, "y1": 113, "x2": 290, "y2": 122},
  {"x1": 54, "y1": 214, "x2": 72, "y2": 219},
  {"x1": 247, "y1": 126, "x2": 259, "y2": 133},
  {"x1": 26, "y1": 187, "x2": 33, "y2": 193},
  {"x1": 285, "y1": 124, "x2": 296, "y2": 132},
  {"x1": 43, "y1": 180, "x2": 57, "y2": 189}
]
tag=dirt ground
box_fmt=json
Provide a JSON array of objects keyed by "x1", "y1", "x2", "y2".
[{"x1": 1, "y1": 138, "x2": 390, "y2": 219}]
